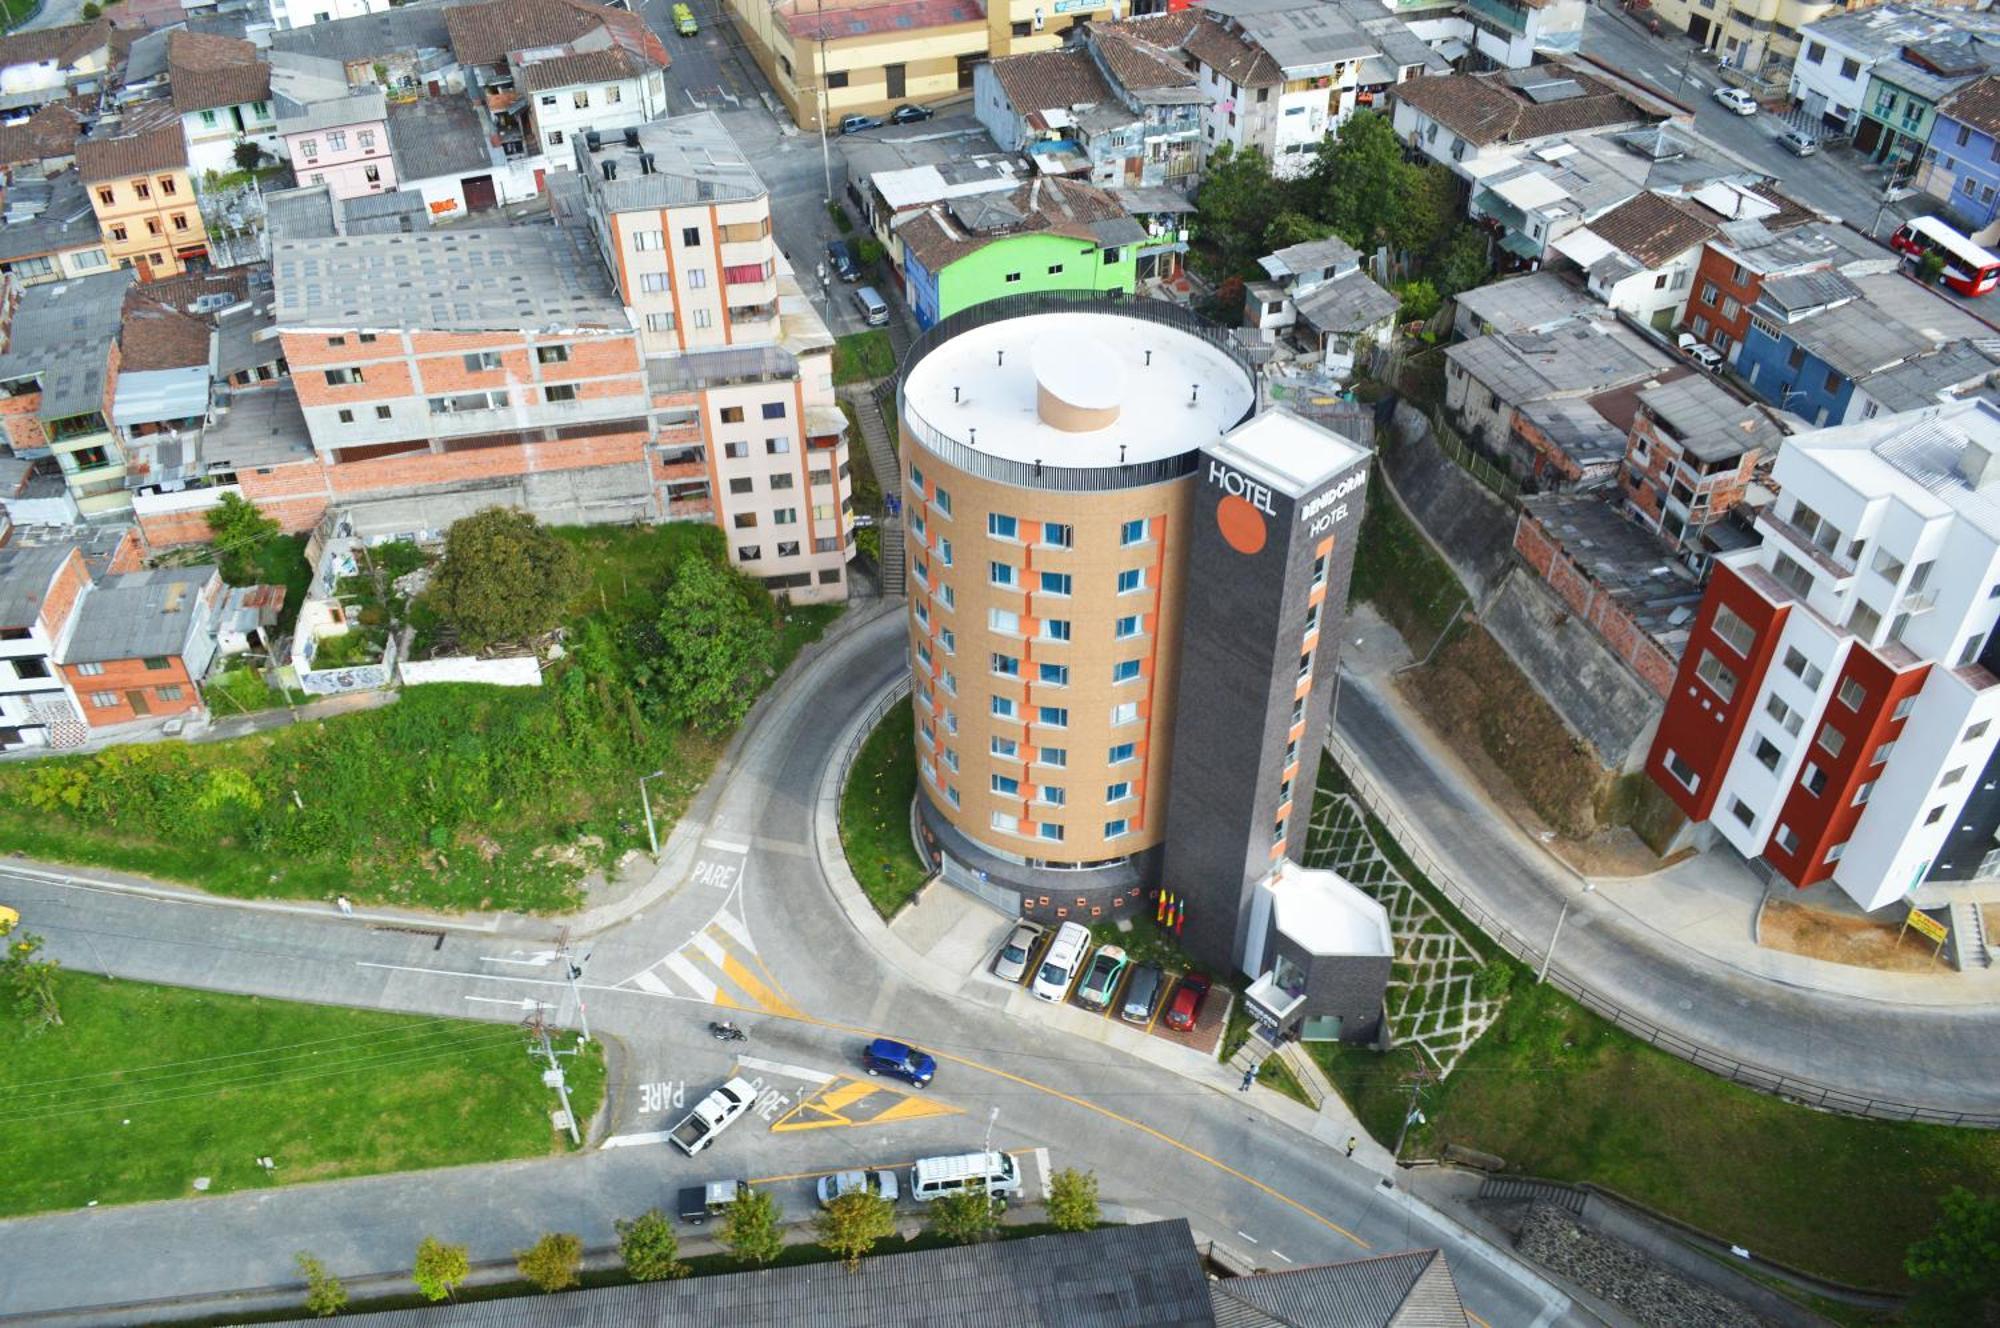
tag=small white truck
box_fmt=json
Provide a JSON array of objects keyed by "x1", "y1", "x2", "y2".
[{"x1": 669, "y1": 1076, "x2": 757, "y2": 1156}]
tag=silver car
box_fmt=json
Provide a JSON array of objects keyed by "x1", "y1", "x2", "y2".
[
  {"x1": 817, "y1": 1169, "x2": 900, "y2": 1207},
  {"x1": 992, "y1": 921, "x2": 1043, "y2": 983},
  {"x1": 1777, "y1": 129, "x2": 1818, "y2": 156}
]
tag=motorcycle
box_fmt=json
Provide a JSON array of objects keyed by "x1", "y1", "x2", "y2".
[{"x1": 708, "y1": 1020, "x2": 747, "y2": 1043}]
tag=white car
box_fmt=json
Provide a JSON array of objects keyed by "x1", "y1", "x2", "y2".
[
  {"x1": 1713, "y1": 87, "x2": 1757, "y2": 116},
  {"x1": 817, "y1": 1169, "x2": 900, "y2": 1207},
  {"x1": 1677, "y1": 333, "x2": 1724, "y2": 372}
]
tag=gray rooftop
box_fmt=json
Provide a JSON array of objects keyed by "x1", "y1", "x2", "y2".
[
  {"x1": 1522, "y1": 491, "x2": 1704, "y2": 653},
  {"x1": 62, "y1": 565, "x2": 218, "y2": 664},
  {"x1": 1859, "y1": 339, "x2": 2000, "y2": 412},
  {"x1": 1638, "y1": 375, "x2": 1785, "y2": 463},
  {"x1": 276, "y1": 85, "x2": 387, "y2": 137},
  {"x1": 1712, "y1": 218, "x2": 1894, "y2": 276},
  {"x1": 1518, "y1": 395, "x2": 1628, "y2": 471},
  {"x1": 258, "y1": 1220, "x2": 1216, "y2": 1328},
  {"x1": 0, "y1": 269, "x2": 136, "y2": 420},
  {"x1": 264, "y1": 183, "x2": 339, "y2": 241},
  {"x1": 573, "y1": 111, "x2": 765, "y2": 212},
  {"x1": 1759, "y1": 268, "x2": 1861, "y2": 315},
  {"x1": 1811, "y1": 396, "x2": 2000, "y2": 543},
  {"x1": 341, "y1": 188, "x2": 430, "y2": 234},
  {"x1": 388, "y1": 95, "x2": 492, "y2": 183},
  {"x1": 1261, "y1": 235, "x2": 1359, "y2": 281},
  {"x1": 1455, "y1": 271, "x2": 1604, "y2": 335},
  {"x1": 202, "y1": 385, "x2": 317, "y2": 471},
  {"x1": 0, "y1": 542, "x2": 75, "y2": 631},
  {"x1": 1802, "y1": 4, "x2": 2000, "y2": 63},
  {"x1": 1294, "y1": 267, "x2": 1400, "y2": 335},
  {"x1": 1445, "y1": 321, "x2": 1672, "y2": 405},
  {"x1": 0, "y1": 168, "x2": 99, "y2": 263},
  {"x1": 1208, "y1": 1248, "x2": 1468, "y2": 1328},
  {"x1": 273, "y1": 224, "x2": 627, "y2": 332},
  {"x1": 216, "y1": 301, "x2": 282, "y2": 380},
  {"x1": 1853, "y1": 269, "x2": 2000, "y2": 344},
  {"x1": 1203, "y1": 0, "x2": 1377, "y2": 74},
  {"x1": 1789, "y1": 299, "x2": 1935, "y2": 380},
  {"x1": 269, "y1": 3, "x2": 454, "y2": 66}
]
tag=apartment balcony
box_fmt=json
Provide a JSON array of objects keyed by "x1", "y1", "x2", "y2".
[
  {"x1": 1754, "y1": 509, "x2": 1854, "y2": 585},
  {"x1": 665, "y1": 497, "x2": 715, "y2": 521},
  {"x1": 655, "y1": 418, "x2": 703, "y2": 446},
  {"x1": 723, "y1": 273, "x2": 777, "y2": 305},
  {"x1": 720, "y1": 236, "x2": 774, "y2": 268},
  {"x1": 729, "y1": 302, "x2": 778, "y2": 326}
]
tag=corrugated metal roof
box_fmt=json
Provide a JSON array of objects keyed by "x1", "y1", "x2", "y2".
[
  {"x1": 60, "y1": 566, "x2": 218, "y2": 664},
  {"x1": 1209, "y1": 1248, "x2": 1470, "y2": 1327}
]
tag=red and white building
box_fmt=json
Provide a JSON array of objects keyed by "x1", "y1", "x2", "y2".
[{"x1": 1647, "y1": 397, "x2": 2000, "y2": 911}]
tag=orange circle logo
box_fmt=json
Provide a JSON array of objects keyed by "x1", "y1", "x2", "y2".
[{"x1": 1217, "y1": 494, "x2": 1267, "y2": 556}]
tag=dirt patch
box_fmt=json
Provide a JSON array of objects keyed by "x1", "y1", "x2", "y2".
[{"x1": 1760, "y1": 898, "x2": 1953, "y2": 973}]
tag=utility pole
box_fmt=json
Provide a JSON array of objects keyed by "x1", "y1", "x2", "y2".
[
  {"x1": 557, "y1": 927, "x2": 592, "y2": 1044},
  {"x1": 1391, "y1": 1055, "x2": 1433, "y2": 1159},
  {"x1": 639, "y1": 768, "x2": 666, "y2": 856},
  {"x1": 1538, "y1": 883, "x2": 1595, "y2": 984},
  {"x1": 815, "y1": 0, "x2": 832, "y2": 204},
  {"x1": 981, "y1": 1104, "x2": 999, "y2": 1156},
  {"x1": 526, "y1": 1004, "x2": 582, "y2": 1145}
]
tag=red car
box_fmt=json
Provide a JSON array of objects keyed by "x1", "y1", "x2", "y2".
[{"x1": 1163, "y1": 973, "x2": 1211, "y2": 1032}]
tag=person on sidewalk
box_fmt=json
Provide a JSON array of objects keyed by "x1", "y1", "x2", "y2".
[
  {"x1": 335, "y1": 896, "x2": 354, "y2": 916},
  {"x1": 1345, "y1": 1136, "x2": 1357, "y2": 1158},
  {"x1": 1240, "y1": 1066, "x2": 1256, "y2": 1092}
]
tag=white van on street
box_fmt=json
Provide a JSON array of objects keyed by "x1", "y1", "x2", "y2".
[{"x1": 909, "y1": 1150, "x2": 1022, "y2": 1202}]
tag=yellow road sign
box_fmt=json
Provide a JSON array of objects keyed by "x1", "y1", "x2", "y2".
[{"x1": 1904, "y1": 908, "x2": 1948, "y2": 945}]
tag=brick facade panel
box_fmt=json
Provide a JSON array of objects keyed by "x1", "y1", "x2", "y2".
[
  {"x1": 324, "y1": 431, "x2": 646, "y2": 494},
  {"x1": 37, "y1": 550, "x2": 90, "y2": 638},
  {"x1": 59, "y1": 655, "x2": 198, "y2": 728},
  {"x1": 294, "y1": 359, "x2": 415, "y2": 407}
]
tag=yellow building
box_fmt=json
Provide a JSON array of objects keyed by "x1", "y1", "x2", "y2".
[
  {"x1": 75, "y1": 126, "x2": 208, "y2": 282},
  {"x1": 1651, "y1": 0, "x2": 1857, "y2": 80},
  {"x1": 725, "y1": 0, "x2": 1111, "y2": 128}
]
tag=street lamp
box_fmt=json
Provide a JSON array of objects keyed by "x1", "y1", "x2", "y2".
[
  {"x1": 639, "y1": 768, "x2": 667, "y2": 857},
  {"x1": 1537, "y1": 882, "x2": 1595, "y2": 985}
]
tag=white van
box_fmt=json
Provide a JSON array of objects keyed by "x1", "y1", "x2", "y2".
[
  {"x1": 1030, "y1": 921, "x2": 1091, "y2": 1003},
  {"x1": 852, "y1": 285, "x2": 889, "y2": 326},
  {"x1": 909, "y1": 1150, "x2": 1022, "y2": 1202}
]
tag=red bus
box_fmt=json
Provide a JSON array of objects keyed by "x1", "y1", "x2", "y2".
[{"x1": 1890, "y1": 216, "x2": 2000, "y2": 297}]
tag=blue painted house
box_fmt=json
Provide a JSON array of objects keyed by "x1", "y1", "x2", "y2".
[
  {"x1": 1736, "y1": 273, "x2": 1933, "y2": 426},
  {"x1": 1920, "y1": 74, "x2": 2000, "y2": 233}
]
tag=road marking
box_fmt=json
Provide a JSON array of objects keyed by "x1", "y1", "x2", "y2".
[
  {"x1": 1270, "y1": 1250, "x2": 1292, "y2": 1264},
  {"x1": 868, "y1": 1093, "x2": 962, "y2": 1125},
  {"x1": 464, "y1": 995, "x2": 537, "y2": 1010},
  {"x1": 479, "y1": 952, "x2": 556, "y2": 967},
  {"x1": 1033, "y1": 1146, "x2": 1052, "y2": 1201},
  {"x1": 702, "y1": 837, "x2": 751, "y2": 854},
  {"x1": 1237, "y1": 1230, "x2": 1259, "y2": 1244},
  {"x1": 354, "y1": 960, "x2": 614, "y2": 994},
  {"x1": 722, "y1": 950, "x2": 802, "y2": 1017},
  {"x1": 690, "y1": 930, "x2": 727, "y2": 966},
  {"x1": 735, "y1": 1055, "x2": 835, "y2": 1087},
  {"x1": 600, "y1": 1130, "x2": 674, "y2": 1150},
  {"x1": 630, "y1": 968, "x2": 673, "y2": 996},
  {"x1": 663, "y1": 953, "x2": 716, "y2": 1000},
  {"x1": 711, "y1": 908, "x2": 753, "y2": 950}
]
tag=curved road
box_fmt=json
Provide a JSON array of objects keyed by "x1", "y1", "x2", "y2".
[{"x1": 0, "y1": 612, "x2": 1577, "y2": 1326}]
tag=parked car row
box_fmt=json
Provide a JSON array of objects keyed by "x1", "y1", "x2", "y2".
[
  {"x1": 679, "y1": 1150, "x2": 1021, "y2": 1226},
  {"x1": 996, "y1": 919, "x2": 1212, "y2": 1032},
  {"x1": 838, "y1": 105, "x2": 934, "y2": 135}
]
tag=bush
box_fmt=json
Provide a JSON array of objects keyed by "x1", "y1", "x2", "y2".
[
  {"x1": 721, "y1": 1186, "x2": 784, "y2": 1267},
  {"x1": 515, "y1": 1231, "x2": 582, "y2": 1293},
  {"x1": 927, "y1": 1190, "x2": 1003, "y2": 1244},
  {"x1": 617, "y1": 1209, "x2": 689, "y2": 1282},
  {"x1": 232, "y1": 141, "x2": 263, "y2": 172},
  {"x1": 425, "y1": 509, "x2": 581, "y2": 650},
  {"x1": 205, "y1": 494, "x2": 283, "y2": 585},
  {"x1": 1046, "y1": 1168, "x2": 1100, "y2": 1232}
]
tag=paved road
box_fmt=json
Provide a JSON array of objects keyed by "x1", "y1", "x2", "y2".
[
  {"x1": 1334, "y1": 670, "x2": 2000, "y2": 1115},
  {"x1": 0, "y1": 614, "x2": 1579, "y2": 1327}
]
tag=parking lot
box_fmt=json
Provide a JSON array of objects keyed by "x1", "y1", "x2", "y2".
[{"x1": 994, "y1": 921, "x2": 1231, "y2": 1057}]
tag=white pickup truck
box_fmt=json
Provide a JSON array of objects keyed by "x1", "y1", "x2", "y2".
[{"x1": 669, "y1": 1076, "x2": 757, "y2": 1156}]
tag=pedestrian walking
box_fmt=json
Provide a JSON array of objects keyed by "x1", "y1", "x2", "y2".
[
  {"x1": 1240, "y1": 1066, "x2": 1256, "y2": 1092},
  {"x1": 1344, "y1": 1136, "x2": 1357, "y2": 1158},
  {"x1": 335, "y1": 896, "x2": 354, "y2": 916}
]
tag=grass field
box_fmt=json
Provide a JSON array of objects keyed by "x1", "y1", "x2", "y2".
[
  {"x1": 832, "y1": 331, "x2": 896, "y2": 385},
  {"x1": 1318, "y1": 976, "x2": 2000, "y2": 1290},
  {"x1": 1346, "y1": 479, "x2": 1466, "y2": 657},
  {"x1": 0, "y1": 525, "x2": 836, "y2": 914},
  {"x1": 838, "y1": 696, "x2": 930, "y2": 917},
  {"x1": 0, "y1": 974, "x2": 601, "y2": 1217},
  {"x1": 1256, "y1": 1056, "x2": 1314, "y2": 1109}
]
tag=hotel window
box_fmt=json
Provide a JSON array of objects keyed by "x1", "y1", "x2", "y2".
[
  {"x1": 1038, "y1": 662, "x2": 1069, "y2": 685},
  {"x1": 990, "y1": 561, "x2": 1017, "y2": 588},
  {"x1": 1966, "y1": 720, "x2": 1991, "y2": 742},
  {"x1": 991, "y1": 736, "x2": 1018, "y2": 758},
  {"x1": 1924, "y1": 804, "x2": 1946, "y2": 825},
  {"x1": 1773, "y1": 824, "x2": 1799, "y2": 854},
  {"x1": 991, "y1": 812, "x2": 1018, "y2": 833},
  {"x1": 90, "y1": 691, "x2": 117, "y2": 708},
  {"x1": 1041, "y1": 619, "x2": 1071, "y2": 642},
  {"x1": 1110, "y1": 701, "x2": 1138, "y2": 726},
  {"x1": 641, "y1": 272, "x2": 672, "y2": 292},
  {"x1": 1730, "y1": 798, "x2": 1755, "y2": 828},
  {"x1": 1039, "y1": 787, "x2": 1066, "y2": 807},
  {"x1": 1042, "y1": 523, "x2": 1072, "y2": 547},
  {"x1": 1038, "y1": 823, "x2": 1065, "y2": 842},
  {"x1": 1114, "y1": 615, "x2": 1141, "y2": 640},
  {"x1": 1116, "y1": 568, "x2": 1145, "y2": 593},
  {"x1": 989, "y1": 513, "x2": 1019, "y2": 539},
  {"x1": 1943, "y1": 765, "x2": 1968, "y2": 787},
  {"x1": 1694, "y1": 650, "x2": 1737, "y2": 701},
  {"x1": 992, "y1": 774, "x2": 1020, "y2": 796},
  {"x1": 1105, "y1": 818, "x2": 1128, "y2": 838},
  {"x1": 992, "y1": 695, "x2": 1017, "y2": 719},
  {"x1": 1662, "y1": 748, "x2": 1700, "y2": 792},
  {"x1": 1817, "y1": 725, "x2": 1845, "y2": 759},
  {"x1": 1112, "y1": 660, "x2": 1141, "y2": 683},
  {"x1": 1039, "y1": 571, "x2": 1072, "y2": 595},
  {"x1": 1106, "y1": 781, "x2": 1131, "y2": 801},
  {"x1": 1109, "y1": 742, "x2": 1136, "y2": 764},
  {"x1": 989, "y1": 608, "x2": 1020, "y2": 634},
  {"x1": 1801, "y1": 762, "x2": 1828, "y2": 796},
  {"x1": 1753, "y1": 736, "x2": 1780, "y2": 771},
  {"x1": 992, "y1": 653, "x2": 1019, "y2": 677},
  {"x1": 910, "y1": 463, "x2": 925, "y2": 491},
  {"x1": 1120, "y1": 519, "x2": 1147, "y2": 546},
  {"x1": 633, "y1": 230, "x2": 664, "y2": 250},
  {"x1": 324, "y1": 367, "x2": 363, "y2": 385},
  {"x1": 358, "y1": 130, "x2": 375, "y2": 149},
  {"x1": 1038, "y1": 706, "x2": 1069, "y2": 727},
  {"x1": 935, "y1": 487, "x2": 952, "y2": 516},
  {"x1": 76, "y1": 662, "x2": 104, "y2": 677},
  {"x1": 939, "y1": 627, "x2": 955, "y2": 654}
]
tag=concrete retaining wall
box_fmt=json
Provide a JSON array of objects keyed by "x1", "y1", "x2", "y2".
[
  {"x1": 400, "y1": 656, "x2": 543, "y2": 687},
  {"x1": 1383, "y1": 405, "x2": 1518, "y2": 597}
]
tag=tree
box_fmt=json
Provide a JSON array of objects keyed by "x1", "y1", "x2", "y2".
[
  {"x1": 232, "y1": 141, "x2": 263, "y2": 172},
  {"x1": 411, "y1": 1235, "x2": 470, "y2": 1302},
  {"x1": 1395, "y1": 279, "x2": 1441, "y2": 325},
  {"x1": 515, "y1": 1231, "x2": 582, "y2": 1293},
  {"x1": 1394, "y1": 162, "x2": 1462, "y2": 259},
  {"x1": 80, "y1": 1, "x2": 101, "y2": 16},
  {"x1": 1045, "y1": 1168, "x2": 1100, "y2": 1233},
  {"x1": 1193, "y1": 144, "x2": 1285, "y2": 277},
  {"x1": 1905, "y1": 1187, "x2": 2000, "y2": 1325},
  {"x1": 720, "y1": 1186, "x2": 785, "y2": 1267},
  {"x1": 205, "y1": 493, "x2": 282, "y2": 585},
  {"x1": 425, "y1": 509, "x2": 581, "y2": 649},
  {"x1": 1304, "y1": 111, "x2": 1409, "y2": 253},
  {"x1": 1263, "y1": 210, "x2": 1337, "y2": 253},
  {"x1": 294, "y1": 1252, "x2": 347, "y2": 1318},
  {"x1": 646, "y1": 554, "x2": 778, "y2": 735},
  {"x1": 815, "y1": 1190, "x2": 897, "y2": 1271},
  {"x1": 616, "y1": 1209, "x2": 689, "y2": 1282},
  {"x1": 1, "y1": 922, "x2": 61, "y2": 1030},
  {"x1": 1432, "y1": 225, "x2": 1493, "y2": 300},
  {"x1": 926, "y1": 1190, "x2": 1002, "y2": 1244}
]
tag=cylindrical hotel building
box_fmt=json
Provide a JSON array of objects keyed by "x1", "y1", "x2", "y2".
[{"x1": 897, "y1": 294, "x2": 1257, "y2": 908}]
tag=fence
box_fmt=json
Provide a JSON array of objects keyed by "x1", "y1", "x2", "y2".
[
  {"x1": 1427, "y1": 407, "x2": 1521, "y2": 506},
  {"x1": 1325, "y1": 732, "x2": 2000, "y2": 1128}
]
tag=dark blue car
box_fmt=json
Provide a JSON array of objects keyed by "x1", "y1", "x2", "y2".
[{"x1": 862, "y1": 1038, "x2": 935, "y2": 1088}]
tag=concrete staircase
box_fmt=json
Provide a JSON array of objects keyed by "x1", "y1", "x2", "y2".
[
  {"x1": 1951, "y1": 900, "x2": 1993, "y2": 969},
  {"x1": 848, "y1": 384, "x2": 904, "y2": 598}
]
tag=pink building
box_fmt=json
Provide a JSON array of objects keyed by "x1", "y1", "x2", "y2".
[{"x1": 277, "y1": 89, "x2": 394, "y2": 201}]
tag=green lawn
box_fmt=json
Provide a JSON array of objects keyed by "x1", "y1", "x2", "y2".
[
  {"x1": 838, "y1": 696, "x2": 930, "y2": 917},
  {"x1": 0, "y1": 525, "x2": 833, "y2": 914},
  {"x1": 1256, "y1": 1055, "x2": 1315, "y2": 1109},
  {"x1": 832, "y1": 331, "x2": 896, "y2": 385},
  {"x1": 1347, "y1": 478, "x2": 1467, "y2": 657},
  {"x1": 0, "y1": 974, "x2": 601, "y2": 1217},
  {"x1": 1319, "y1": 977, "x2": 2000, "y2": 1290}
]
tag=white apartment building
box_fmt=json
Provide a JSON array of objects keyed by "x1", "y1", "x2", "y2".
[
  {"x1": 1790, "y1": 5, "x2": 1975, "y2": 133},
  {"x1": 520, "y1": 53, "x2": 671, "y2": 160},
  {"x1": 1653, "y1": 398, "x2": 2000, "y2": 910},
  {"x1": 567, "y1": 115, "x2": 854, "y2": 603},
  {"x1": 268, "y1": 0, "x2": 391, "y2": 31},
  {"x1": 0, "y1": 543, "x2": 88, "y2": 751}
]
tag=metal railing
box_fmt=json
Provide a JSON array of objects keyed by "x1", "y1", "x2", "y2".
[
  {"x1": 896, "y1": 292, "x2": 1254, "y2": 493},
  {"x1": 1325, "y1": 731, "x2": 2000, "y2": 1128},
  {"x1": 837, "y1": 673, "x2": 912, "y2": 803}
]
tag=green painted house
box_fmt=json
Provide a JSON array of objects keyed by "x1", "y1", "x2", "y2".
[{"x1": 898, "y1": 177, "x2": 1140, "y2": 329}]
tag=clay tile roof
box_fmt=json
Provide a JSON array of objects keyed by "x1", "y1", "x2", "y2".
[
  {"x1": 1747, "y1": 182, "x2": 1819, "y2": 233},
  {"x1": 1181, "y1": 15, "x2": 1282, "y2": 88},
  {"x1": 990, "y1": 47, "x2": 1115, "y2": 114},
  {"x1": 167, "y1": 30, "x2": 270, "y2": 114},
  {"x1": 76, "y1": 124, "x2": 186, "y2": 182},
  {"x1": 444, "y1": 0, "x2": 662, "y2": 69},
  {"x1": 1391, "y1": 66, "x2": 1660, "y2": 147},
  {"x1": 0, "y1": 18, "x2": 111, "y2": 72},
  {"x1": 1589, "y1": 191, "x2": 1721, "y2": 268},
  {"x1": 1089, "y1": 23, "x2": 1197, "y2": 91},
  {"x1": 0, "y1": 103, "x2": 85, "y2": 168},
  {"x1": 514, "y1": 43, "x2": 660, "y2": 92},
  {"x1": 901, "y1": 175, "x2": 1127, "y2": 272},
  {"x1": 1942, "y1": 73, "x2": 2000, "y2": 137},
  {"x1": 119, "y1": 292, "x2": 213, "y2": 372}
]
